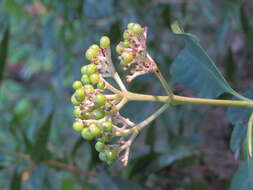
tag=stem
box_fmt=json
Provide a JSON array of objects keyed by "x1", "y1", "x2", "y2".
[
  {"x1": 124, "y1": 91, "x2": 253, "y2": 108},
  {"x1": 154, "y1": 68, "x2": 174, "y2": 100},
  {"x1": 113, "y1": 72, "x2": 127, "y2": 91},
  {"x1": 0, "y1": 149, "x2": 97, "y2": 177},
  {"x1": 120, "y1": 103, "x2": 170, "y2": 136},
  {"x1": 247, "y1": 112, "x2": 253, "y2": 157}
]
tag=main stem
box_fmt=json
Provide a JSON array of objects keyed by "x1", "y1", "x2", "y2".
[{"x1": 123, "y1": 91, "x2": 253, "y2": 108}]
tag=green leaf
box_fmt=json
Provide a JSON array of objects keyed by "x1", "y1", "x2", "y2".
[
  {"x1": 127, "y1": 152, "x2": 160, "y2": 179},
  {"x1": 145, "y1": 122, "x2": 156, "y2": 151},
  {"x1": 230, "y1": 123, "x2": 247, "y2": 153},
  {"x1": 170, "y1": 22, "x2": 245, "y2": 99},
  {"x1": 31, "y1": 111, "x2": 54, "y2": 162},
  {"x1": 10, "y1": 169, "x2": 21, "y2": 190},
  {"x1": 60, "y1": 178, "x2": 76, "y2": 190},
  {"x1": 229, "y1": 161, "x2": 253, "y2": 190},
  {"x1": 0, "y1": 26, "x2": 10, "y2": 86}
]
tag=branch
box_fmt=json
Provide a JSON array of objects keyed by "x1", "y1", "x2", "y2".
[{"x1": 0, "y1": 149, "x2": 97, "y2": 177}]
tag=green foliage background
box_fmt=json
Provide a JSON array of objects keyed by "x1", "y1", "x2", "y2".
[{"x1": 0, "y1": 0, "x2": 253, "y2": 189}]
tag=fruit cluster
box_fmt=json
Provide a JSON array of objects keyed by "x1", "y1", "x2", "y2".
[
  {"x1": 116, "y1": 23, "x2": 156, "y2": 82},
  {"x1": 71, "y1": 23, "x2": 155, "y2": 166},
  {"x1": 71, "y1": 36, "x2": 119, "y2": 164}
]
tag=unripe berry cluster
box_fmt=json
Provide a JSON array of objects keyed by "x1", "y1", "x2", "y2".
[
  {"x1": 71, "y1": 37, "x2": 119, "y2": 164},
  {"x1": 71, "y1": 23, "x2": 156, "y2": 166},
  {"x1": 116, "y1": 23, "x2": 156, "y2": 82}
]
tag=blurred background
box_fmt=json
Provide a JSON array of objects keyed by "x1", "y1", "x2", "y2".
[{"x1": 0, "y1": 0, "x2": 253, "y2": 189}]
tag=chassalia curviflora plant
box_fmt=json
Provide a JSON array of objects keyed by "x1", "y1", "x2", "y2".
[{"x1": 71, "y1": 22, "x2": 253, "y2": 166}]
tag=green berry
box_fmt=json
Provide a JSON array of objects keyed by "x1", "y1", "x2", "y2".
[
  {"x1": 105, "y1": 149, "x2": 117, "y2": 162},
  {"x1": 91, "y1": 109, "x2": 105, "y2": 120},
  {"x1": 87, "y1": 64, "x2": 97, "y2": 75},
  {"x1": 100, "y1": 135, "x2": 112, "y2": 143},
  {"x1": 127, "y1": 22, "x2": 135, "y2": 30},
  {"x1": 132, "y1": 24, "x2": 143, "y2": 35},
  {"x1": 123, "y1": 31, "x2": 129, "y2": 40},
  {"x1": 89, "y1": 73, "x2": 100, "y2": 84},
  {"x1": 124, "y1": 40, "x2": 130, "y2": 48},
  {"x1": 90, "y1": 44, "x2": 100, "y2": 51},
  {"x1": 89, "y1": 123, "x2": 101, "y2": 137},
  {"x1": 81, "y1": 65, "x2": 88, "y2": 75},
  {"x1": 73, "y1": 121, "x2": 84, "y2": 131},
  {"x1": 97, "y1": 81, "x2": 105, "y2": 90},
  {"x1": 122, "y1": 52, "x2": 134, "y2": 63},
  {"x1": 99, "y1": 151, "x2": 107, "y2": 161},
  {"x1": 75, "y1": 89, "x2": 85, "y2": 101},
  {"x1": 73, "y1": 107, "x2": 81, "y2": 118},
  {"x1": 84, "y1": 85, "x2": 95, "y2": 95},
  {"x1": 115, "y1": 44, "x2": 123, "y2": 54},
  {"x1": 72, "y1": 80, "x2": 82, "y2": 90},
  {"x1": 102, "y1": 121, "x2": 113, "y2": 132},
  {"x1": 81, "y1": 128, "x2": 94, "y2": 140},
  {"x1": 71, "y1": 95, "x2": 80, "y2": 105},
  {"x1": 85, "y1": 48, "x2": 98, "y2": 61},
  {"x1": 100, "y1": 36, "x2": 110, "y2": 48},
  {"x1": 95, "y1": 141, "x2": 105, "y2": 152},
  {"x1": 95, "y1": 94, "x2": 106, "y2": 106},
  {"x1": 81, "y1": 74, "x2": 91, "y2": 84}
]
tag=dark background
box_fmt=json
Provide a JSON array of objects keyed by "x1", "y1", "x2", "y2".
[{"x1": 0, "y1": 0, "x2": 253, "y2": 189}]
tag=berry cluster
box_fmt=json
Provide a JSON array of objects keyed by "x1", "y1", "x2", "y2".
[
  {"x1": 116, "y1": 23, "x2": 156, "y2": 82},
  {"x1": 71, "y1": 23, "x2": 157, "y2": 166},
  {"x1": 71, "y1": 37, "x2": 120, "y2": 164}
]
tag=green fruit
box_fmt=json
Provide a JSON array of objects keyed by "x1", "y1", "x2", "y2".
[
  {"x1": 123, "y1": 31, "x2": 129, "y2": 40},
  {"x1": 95, "y1": 94, "x2": 106, "y2": 106},
  {"x1": 124, "y1": 40, "x2": 130, "y2": 48},
  {"x1": 75, "y1": 89, "x2": 85, "y2": 101},
  {"x1": 71, "y1": 95, "x2": 80, "y2": 105},
  {"x1": 91, "y1": 109, "x2": 105, "y2": 120},
  {"x1": 115, "y1": 44, "x2": 123, "y2": 54},
  {"x1": 99, "y1": 151, "x2": 107, "y2": 161},
  {"x1": 81, "y1": 128, "x2": 94, "y2": 140},
  {"x1": 85, "y1": 48, "x2": 98, "y2": 61},
  {"x1": 73, "y1": 121, "x2": 84, "y2": 131},
  {"x1": 97, "y1": 81, "x2": 105, "y2": 90},
  {"x1": 73, "y1": 107, "x2": 81, "y2": 118},
  {"x1": 84, "y1": 85, "x2": 95, "y2": 95},
  {"x1": 132, "y1": 24, "x2": 143, "y2": 35},
  {"x1": 95, "y1": 141, "x2": 105, "y2": 152},
  {"x1": 81, "y1": 65, "x2": 88, "y2": 75},
  {"x1": 127, "y1": 22, "x2": 135, "y2": 30},
  {"x1": 81, "y1": 74, "x2": 91, "y2": 84},
  {"x1": 122, "y1": 52, "x2": 134, "y2": 63},
  {"x1": 102, "y1": 121, "x2": 113, "y2": 132},
  {"x1": 105, "y1": 149, "x2": 117, "y2": 162},
  {"x1": 72, "y1": 80, "x2": 82, "y2": 90},
  {"x1": 100, "y1": 36, "x2": 110, "y2": 48},
  {"x1": 89, "y1": 73, "x2": 100, "y2": 84},
  {"x1": 100, "y1": 135, "x2": 112, "y2": 143},
  {"x1": 87, "y1": 64, "x2": 97, "y2": 75},
  {"x1": 90, "y1": 44, "x2": 100, "y2": 51},
  {"x1": 89, "y1": 123, "x2": 101, "y2": 137}
]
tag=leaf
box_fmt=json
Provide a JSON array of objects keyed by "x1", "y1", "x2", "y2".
[
  {"x1": 0, "y1": 26, "x2": 10, "y2": 86},
  {"x1": 60, "y1": 178, "x2": 76, "y2": 190},
  {"x1": 127, "y1": 152, "x2": 160, "y2": 179},
  {"x1": 170, "y1": 22, "x2": 245, "y2": 99},
  {"x1": 70, "y1": 136, "x2": 84, "y2": 159},
  {"x1": 31, "y1": 111, "x2": 54, "y2": 162},
  {"x1": 145, "y1": 121, "x2": 156, "y2": 151},
  {"x1": 227, "y1": 87, "x2": 253, "y2": 125},
  {"x1": 10, "y1": 169, "x2": 21, "y2": 190},
  {"x1": 229, "y1": 161, "x2": 253, "y2": 190},
  {"x1": 230, "y1": 123, "x2": 247, "y2": 153}
]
